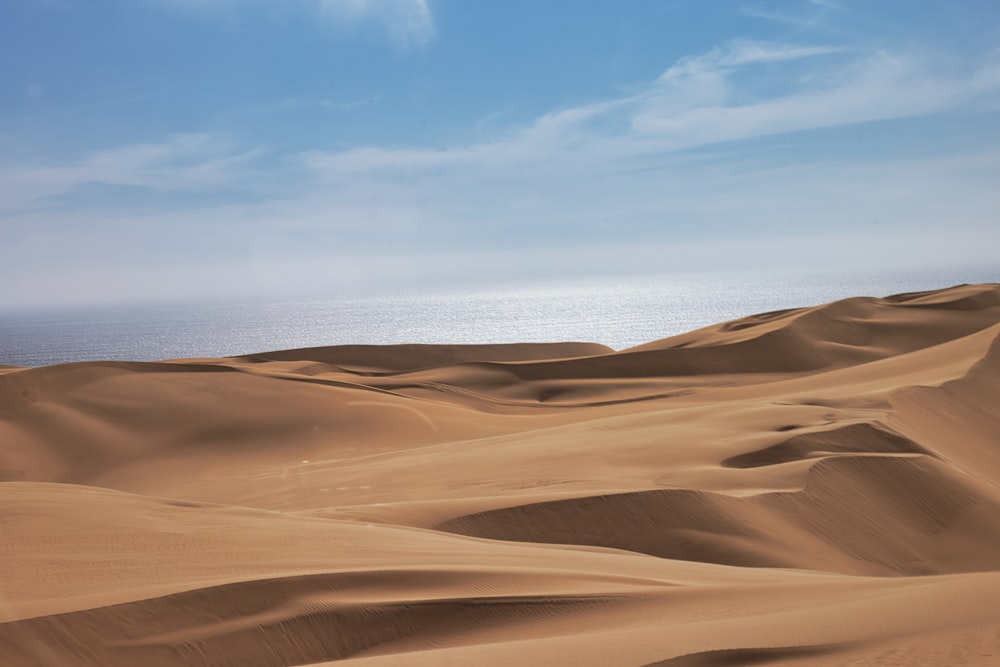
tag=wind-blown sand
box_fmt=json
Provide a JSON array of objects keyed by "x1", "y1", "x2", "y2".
[{"x1": 3, "y1": 283, "x2": 1000, "y2": 666}]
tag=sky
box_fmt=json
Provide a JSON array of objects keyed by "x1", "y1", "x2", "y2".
[{"x1": 1, "y1": 0, "x2": 999, "y2": 307}]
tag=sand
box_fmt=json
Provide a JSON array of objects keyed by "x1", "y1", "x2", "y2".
[{"x1": 2, "y1": 283, "x2": 1000, "y2": 666}]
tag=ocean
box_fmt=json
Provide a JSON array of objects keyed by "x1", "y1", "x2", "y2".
[{"x1": 2, "y1": 267, "x2": 997, "y2": 368}]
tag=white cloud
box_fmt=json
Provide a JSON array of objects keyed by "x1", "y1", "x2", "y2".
[
  {"x1": 631, "y1": 50, "x2": 970, "y2": 144},
  {"x1": 8, "y1": 42, "x2": 998, "y2": 215},
  {"x1": 0, "y1": 134, "x2": 258, "y2": 210},
  {"x1": 149, "y1": 0, "x2": 435, "y2": 47},
  {"x1": 4, "y1": 40, "x2": 1000, "y2": 306},
  {"x1": 300, "y1": 42, "x2": 1000, "y2": 177},
  {"x1": 740, "y1": 1, "x2": 841, "y2": 30},
  {"x1": 662, "y1": 39, "x2": 846, "y2": 73},
  {"x1": 269, "y1": 41, "x2": 1000, "y2": 284},
  {"x1": 318, "y1": 0, "x2": 434, "y2": 48}
]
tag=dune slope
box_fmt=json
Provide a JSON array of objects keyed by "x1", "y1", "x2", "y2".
[{"x1": 2, "y1": 283, "x2": 1000, "y2": 666}]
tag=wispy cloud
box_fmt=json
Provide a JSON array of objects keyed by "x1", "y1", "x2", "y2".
[
  {"x1": 631, "y1": 50, "x2": 982, "y2": 144},
  {"x1": 150, "y1": 0, "x2": 436, "y2": 47},
  {"x1": 318, "y1": 0, "x2": 434, "y2": 48},
  {"x1": 0, "y1": 134, "x2": 259, "y2": 210},
  {"x1": 302, "y1": 41, "x2": 1000, "y2": 176},
  {"x1": 8, "y1": 41, "x2": 998, "y2": 215},
  {"x1": 665, "y1": 39, "x2": 846, "y2": 70},
  {"x1": 272, "y1": 41, "x2": 1000, "y2": 283},
  {"x1": 740, "y1": 0, "x2": 843, "y2": 32},
  {"x1": 4, "y1": 39, "x2": 1000, "y2": 305}
]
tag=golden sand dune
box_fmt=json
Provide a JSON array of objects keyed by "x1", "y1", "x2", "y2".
[{"x1": 2, "y1": 283, "x2": 1000, "y2": 665}]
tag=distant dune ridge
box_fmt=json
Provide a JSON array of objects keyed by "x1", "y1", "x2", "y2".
[{"x1": 2, "y1": 283, "x2": 1000, "y2": 666}]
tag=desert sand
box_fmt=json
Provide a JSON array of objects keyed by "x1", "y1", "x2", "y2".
[{"x1": 2, "y1": 283, "x2": 1000, "y2": 666}]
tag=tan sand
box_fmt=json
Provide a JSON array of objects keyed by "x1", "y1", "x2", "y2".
[{"x1": 2, "y1": 283, "x2": 1000, "y2": 665}]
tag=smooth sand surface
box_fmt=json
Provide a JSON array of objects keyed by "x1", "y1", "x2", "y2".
[{"x1": 3, "y1": 283, "x2": 1000, "y2": 665}]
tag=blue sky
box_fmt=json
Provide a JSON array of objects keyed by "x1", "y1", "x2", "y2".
[{"x1": 2, "y1": 0, "x2": 999, "y2": 306}]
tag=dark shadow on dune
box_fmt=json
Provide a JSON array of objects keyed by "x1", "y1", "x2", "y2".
[
  {"x1": 0, "y1": 571, "x2": 627, "y2": 667},
  {"x1": 644, "y1": 643, "x2": 846, "y2": 666},
  {"x1": 438, "y1": 454, "x2": 1000, "y2": 576},
  {"x1": 722, "y1": 422, "x2": 934, "y2": 469}
]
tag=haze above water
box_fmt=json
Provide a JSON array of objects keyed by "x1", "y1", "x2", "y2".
[{"x1": 3, "y1": 267, "x2": 996, "y2": 368}]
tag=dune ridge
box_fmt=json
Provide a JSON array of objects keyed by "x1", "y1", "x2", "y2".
[{"x1": 2, "y1": 282, "x2": 1000, "y2": 665}]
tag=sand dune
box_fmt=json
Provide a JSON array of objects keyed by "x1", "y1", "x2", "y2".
[{"x1": 2, "y1": 282, "x2": 1000, "y2": 665}]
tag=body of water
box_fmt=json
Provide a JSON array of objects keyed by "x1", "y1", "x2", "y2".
[{"x1": 2, "y1": 267, "x2": 997, "y2": 367}]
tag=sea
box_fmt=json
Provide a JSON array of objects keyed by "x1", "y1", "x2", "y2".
[{"x1": 2, "y1": 266, "x2": 997, "y2": 368}]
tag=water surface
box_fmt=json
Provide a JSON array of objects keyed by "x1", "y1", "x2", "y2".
[{"x1": 2, "y1": 267, "x2": 996, "y2": 367}]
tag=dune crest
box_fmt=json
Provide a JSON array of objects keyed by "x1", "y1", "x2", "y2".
[{"x1": 2, "y1": 283, "x2": 1000, "y2": 665}]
